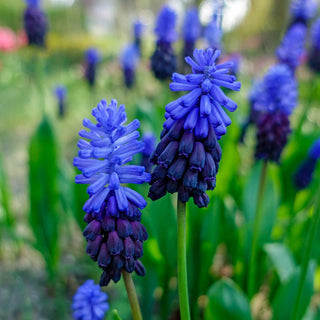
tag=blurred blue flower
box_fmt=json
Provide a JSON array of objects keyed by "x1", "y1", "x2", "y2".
[
  {"x1": 165, "y1": 48, "x2": 241, "y2": 137},
  {"x1": 276, "y1": 23, "x2": 307, "y2": 71},
  {"x1": 120, "y1": 44, "x2": 140, "y2": 88},
  {"x1": 72, "y1": 280, "x2": 109, "y2": 320},
  {"x1": 151, "y1": 5, "x2": 177, "y2": 80},
  {"x1": 84, "y1": 48, "x2": 100, "y2": 87},
  {"x1": 54, "y1": 85, "x2": 67, "y2": 118},
  {"x1": 308, "y1": 18, "x2": 320, "y2": 72},
  {"x1": 141, "y1": 132, "x2": 157, "y2": 172},
  {"x1": 290, "y1": 0, "x2": 318, "y2": 24},
  {"x1": 134, "y1": 20, "x2": 145, "y2": 39},
  {"x1": 74, "y1": 99, "x2": 150, "y2": 216},
  {"x1": 23, "y1": 0, "x2": 47, "y2": 47},
  {"x1": 204, "y1": 21, "x2": 222, "y2": 50},
  {"x1": 149, "y1": 48, "x2": 241, "y2": 208},
  {"x1": 294, "y1": 138, "x2": 320, "y2": 190},
  {"x1": 252, "y1": 64, "x2": 297, "y2": 115}
]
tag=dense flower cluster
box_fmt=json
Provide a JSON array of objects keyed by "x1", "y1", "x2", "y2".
[
  {"x1": 252, "y1": 64, "x2": 298, "y2": 162},
  {"x1": 290, "y1": 0, "x2": 318, "y2": 25},
  {"x1": 182, "y1": 7, "x2": 201, "y2": 59},
  {"x1": 276, "y1": 23, "x2": 307, "y2": 72},
  {"x1": 54, "y1": 85, "x2": 67, "y2": 118},
  {"x1": 23, "y1": 0, "x2": 48, "y2": 47},
  {"x1": 150, "y1": 6, "x2": 177, "y2": 80},
  {"x1": 308, "y1": 18, "x2": 320, "y2": 73},
  {"x1": 120, "y1": 44, "x2": 140, "y2": 88},
  {"x1": 84, "y1": 48, "x2": 100, "y2": 87},
  {"x1": 74, "y1": 99, "x2": 150, "y2": 286},
  {"x1": 294, "y1": 138, "x2": 320, "y2": 189},
  {"x1": 149, "y1": 48, "x2": 241, "y2": 207},
  {"x1": 72, "y1": 280, "x2": 109, "y2": 320}
]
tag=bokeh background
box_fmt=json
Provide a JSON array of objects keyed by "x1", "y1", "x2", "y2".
[{"x1": 1, "y1": 0, "x2": 320, "y2": 319}]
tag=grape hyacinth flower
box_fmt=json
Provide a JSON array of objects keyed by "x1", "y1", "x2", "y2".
[
  {"x1": 308, "y1": 18, "x2": 320, "y2": 73},
  {"x1": 23, "y1": 0, "x2": 48, "y2": 47},
  {"x1": 72, "y1": 280, "x2": 109, "y2": 320},
  {"x1": 182, "y1": 7, "x2": 201, "y2": 61},
  {"x1": 120, "y1": 44, "x2": 140, "y2": 88},
  {"x1": 84, "y1": 48, "x2": 100, "y2": 87},
  {"x1": 253, "y1": 64, "x2": 298, "y2": 162},
  {"x1": 150, "y1": 5, "x2": 177, "y2": 80},
  {"x1": 54, "y1": 85, "x2": 67, "y2": 118},
  {"x1": 289, "y1": 0, "x2": 318, "y2": 26},
  {"x1": 133, "y1": 20, "x2": 145, "y2": 54},
  {"x1": 149, "y1": 48, "x2": 241, "y2": 208},
  {"x1": 204, "y1": 20, "x2": 222, "y2": 52},
  {"x1": 140, "y1": 132, "x2": 157, "y2": 173},
  {"x1": 294, "y1": 138, "x2": 320, "y2": 190},
  {"x1": 276, "y1": 23, "x2": 307, "y2": 72},
  {"x1": 73, "y1": 99, "x2": 150, "y2": 286}
]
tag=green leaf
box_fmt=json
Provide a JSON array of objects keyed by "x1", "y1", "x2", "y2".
[
  {"x1": 111, "y1": 310, "x2": 122, "y2": 320},
  {"x1": 264, "y1": 243, "x2": 296, "y2": 283},
  {"x1": 204, "y1": 278, "x2": 252, "y2": 320},
  {"x1": 272, "y1": 261, "x2": 316, "y2": 320},
  {"x1": 28, "y1": 116, "x2": 60, "y2": 279}
]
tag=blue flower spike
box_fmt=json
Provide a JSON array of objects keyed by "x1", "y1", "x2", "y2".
[{"x1": 74, "y1": 99, "x2": 150, "y2": 286}]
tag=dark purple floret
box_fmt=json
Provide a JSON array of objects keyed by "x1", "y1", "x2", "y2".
[
  {"x1": 149, "y1": 48, "x2": 241, "y2": 207},
  {"x1": 309, "y1": 138, "x2": 320, "y2": 160},
  {"x1": 255, "y1": 111, "x2": 291, "y2": 163},
  {"x1": 308, "y1": 18, "x2": 320, "y2": 73},
  {"x1": 23, "y1": 1, "x2": 48, "y2": 47},
  {"x1": 72, "y1": 279, "x2": 109, "y2": 320}
]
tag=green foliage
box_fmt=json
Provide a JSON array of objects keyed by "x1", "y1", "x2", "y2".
[
  {"x1": 111, "y1": 309, "x2": 122, "y2": 320},
  {"x1": 28, "y1": 116, "x2": 60, "y2": 281},
  {"x1": 204, "y1": 278, "x2": 252, "y2": 320}
]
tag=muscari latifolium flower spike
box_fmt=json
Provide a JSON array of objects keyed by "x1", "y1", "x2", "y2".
[
  {"x1": 149, "y1": 48, "x2": 241, "y2": 208},
  {"x1": 23, "y1": 0, "x2": 48, "y2": 47},
  {"x1": 120, "y1": 44, "x2": 140, "y2": 89},
  {"x1": 151, "y1": 5, "x2": 177, "y2": 80},
  {"x1": 84, "y1": 48, "x2": 101, "y2": 87},
  {"x1": 276, "y1": 23, "x2": 307, "y2": 72},
  {"x1": 54, "y1": 85, "x2": 67, "y2": 118},
  {"x1": 73, "y1": 99, "x2": 150, "y2": 286},
  {"x1": 289, "y1": 0, "x2": 318, "y2": 26},
  {"x1": 133, "y1": 20, "x2": 145, "y2": 55},
  {"x1": 308, "y1": 18, "x2": 320, "y2": 73},
  {"x1": 182, "y1": 7, "x2": 201, "y2": 61},
  {"x1": 72, "y1": 279, "x2": 109, "y2": 320},
  {"x1": 294, "y1": 138, "x2": 320, "y2": 190},
  {"x1": 253, "y1": 64, "x2": 298, "y2": 163},
  {"x1": 204, "y1": 20, "x2": 222, "y2": 52}
]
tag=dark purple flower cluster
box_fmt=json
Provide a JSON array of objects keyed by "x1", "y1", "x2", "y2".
[
  {"x1": 294, "y1": 138, "x2": 320, "y2": 189},
  {"x1": 84, "y1": 48, "x2": 100, "y2": 87},
  {"x1": 276, "y1": 23, "x2": 307, "y2": 72},
  {"x1": 74, "y1": 99, "x2": 150, "y2": 286},
  {"x1": 182, "y1": 7, "x2": 201, "y2": 60},
  {"x1": 308, "y1": 18, "x2": 320, "y2": 73},
  {"x1": 149, "y1": 48, "x2": 241, "y2": 207},
  {"x1": 151, "y1": 6, "x2": 177, "y2": 80},
  {"x1": 72, "y1": 280, "x2": 109, "y2": 320},
  {"x1": 23, "y1": 0, "x2": 48, "y2": 47},
  {"x1": 252, "y1": 64, "x2": 297, "y2": 162},
  {"x1": 289, "y1": 0, "x2": 318, "y2": 26}
]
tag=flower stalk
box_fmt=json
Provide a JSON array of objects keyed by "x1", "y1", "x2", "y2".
[
  {"x1": 177, "y1": 199, "x2": 191, "y2": 320},
  {"x1": 122, "y1": 271, "x2": 143, "y2": 320},
  {"x1": 248, "y1": 160, "x2": 268, "y2": 298}
]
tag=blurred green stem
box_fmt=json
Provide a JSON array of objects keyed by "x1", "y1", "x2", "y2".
[
  {"x1": 292, "y1": 190, "x2": 320, "y2": 320},
  {"x1": 248, "y1": 160, "x2": 268, "y2": 299},
  {"x1": 177, "y1": 200, "x2": 191, "y2": 320},
  {"x1": 122, "y1": 271, "x2": 143, "y2": 320}
]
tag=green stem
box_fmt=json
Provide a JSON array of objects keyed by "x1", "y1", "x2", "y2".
[
  {"x1": 177, "y1": 199, "x2": 191, "y2": 320},
  {"x1": 292, "y1": 192, "x2": 320, "y2": 320},
  {"x1": 122, "y1": 271, "x2": 143, "y2": 320},
  {"x1": 248, "y1": 160, "x2": 268, "y2": 299}
]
